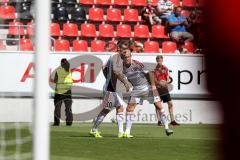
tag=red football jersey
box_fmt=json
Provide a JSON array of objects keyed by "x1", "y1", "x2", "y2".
[{"x1": 154, "y1": 65, "x2": 169, "y2": 81}]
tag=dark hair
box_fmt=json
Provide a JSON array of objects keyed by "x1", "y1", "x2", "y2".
[
  {"x1": 61, "y1": 58, "x2": 70, "y2": 72},
  {"x1": 117, "y1": 40, "x2": 134, "y2": 52},
  {"x1": 156, "y1": 55, "x2": 163, "y2": 61},
  {"x1": 174, "y1": 6, "x2": 181, "y2": 11}
]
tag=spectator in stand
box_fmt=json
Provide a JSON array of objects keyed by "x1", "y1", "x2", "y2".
[
  {"x1": 157, "y1": 0, "x2": 174, "y2": 25},
  {"x1": 141, "y1": 0, "x2": 162, "y2": 25},
  {"x1": 134, "y1": 42, "x2": 144, "y2": 53},
  {"x1": 168, "y1": 6, "x2": 194, "y2": 52}
]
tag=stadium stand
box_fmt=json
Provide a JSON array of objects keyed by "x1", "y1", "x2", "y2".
[
  {"x1": 151, "y1": 25, "x2": 169, "y2": 39},
  {"x1": 96, "y1": 0, "x2": 112, "y2": 6},
  {"x1": 91, "y1": 40, "x2": 105, "y2": 52},
  {"x1": 124, "y1": 8, "x2": 141, "y2": 22},
  {"x1": 183, "y1": 41, "x2": 195, "y2": 53},
  {"x1": 144, "y1": 41, "x2": 160, "y2": 53},
  {"x1": 80, "y1": 0, "x2": 94, "y2": 5},
  {"x1": 116, "y1": 24, "x2": 132, "y2": 38},
  {"x1": 81, "y1": 23, "x2": 97, "y2": 37},
  {"x1": 63, "y1": 23, "x2": 79, "y2": 37},
  {"x1": 8, "y1": 21, "x2": 25, "y2": 36},
  {"x1": 26, "y1": 22, "x2": 34, "y2": 35},
  {"x1": 113, "y1": 0, "x2": 129, "y2": 6},
  {"x1": 107, "y1": 8, "x2": 122, "y2": 22},
  {"x1": 182, "y1": 0, "x2": 197, "y2": 7},
  {"x1": 20, "y1": 38, "x2": 33, "y2": 51},
  {"x1": 134, "y1": 25, "x2": 150, "y2": 38},
  {"x1": 89, "y1": 8, "x2": 104, "y2": 22},
  {"x1": 0, "y1": 0, "x2": 205, "y2": 53},
  {"x1": 50, "y1": 22, "x2": 61, "y2": 37},
  {"x1": 131, "y1": 0, "x2": 147, "y2": 6},
  {"x1": 99, "y1": 24, "x2": 115, "y2": 38},
  {"x1": 69, "y1": 5, "x2": 87, "y2": 25},
  {"x1": 0, "y1": 5, "x2": 16, "y2": 20},
  {"x1": 162, "y1": 41, "x2": 177, "y2": 53},
  {"x1": 170, "y1": 0, "x2": 181, "y2": 6},
  {"x1": 54, "y1": 39, "x2": 70, "y2": 52},
  {"x1": 72, "y1": 39, "x2": 88, "y2": 52}
]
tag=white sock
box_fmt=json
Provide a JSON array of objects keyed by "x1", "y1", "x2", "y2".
[
  {"x1": 125, "y1": 112, "x2": 134, "y2": 134},
  {"x1": 159, "y1": 109, "x2": 169, "y2": 130},
  {"x1": 116, "y1": 112, "x2": 124, "y2": 134},
  {"x1": 92, "y1": 112, "x2": 105, "y2": 132}
]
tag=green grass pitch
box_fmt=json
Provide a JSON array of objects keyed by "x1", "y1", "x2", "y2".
[{"x1": 3, "y1": 123, "x2": 221, "y2": 160}]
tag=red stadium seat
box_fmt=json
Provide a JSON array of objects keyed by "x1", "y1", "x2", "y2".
[
  {"x1": 131, "y1": 0, "x2": 146, "y2": 6},
  {"x1": 152, "y1": 25, "x2": 169, "y2": 39},
  {"x1": 162, "y1": 41, "x2": 177, "y2": 53},
  {"x1": 181, "y1": 10, "x2": 190, "y2": 18},
  {"x1": 116, "y1": 24, "x2": 132, "y2": 38},
  {"x1": 50, "y1": 23, "x2": 61, "y2": 37},
  {"x1": 107, "y1": 8, "x2": 122, "y2": 22},
  {"x1": 124, "y1": 9, "x2": 140, "y2": 22},
  {"x1": 152, "y1": 0, "x2": 159, "y2": 6},
  {"x1": 99, "y1": 24, "x2": 115, "y2": 38},
  {"x1": 183, "y1": 41, "x2": 195, "y2": 53},
  {"x1": 96, "y1": 0, "x2": 112, "y2": 5},
  {"x1": 0, "y1": 5, "x2": 16, "y2": 19},
  {"x1": 27, "y1": 22, "x2": 34, "y2": 36},
  {"x1": 0, "y1": 40, "x2": 6, "y2": 50},
  {"x1": 170, "y1": 0, "x2": 180, "y2": 6},
  {"x1": 20, "y1": 38, "x2": 33, "y2": 51},
  {"x1": 134, "y1": 25, "x2": 150, "y2": 38},
  {"x1": 91, "y1": 40, "x2": 105, "y2": 52},
  {"x1": 80, "y1": 0, "x2": 94, "y2": 5},
  {"x1": 63, "y1": 23, "x2": 79, "y2": 37},
  {"x1": 113, "y1": 0, "x2": 129, "y2": 6},
  {"x1": 80, "y1": 23, "x2": 97, "y2": 37},
  {"x1": 182, "y1": 0, "x2": 197, "y2": 7},
  {"x1": 144, "y1": 41, "x2": 160, "y2": 53},
  {"x1": 54, "y1": 39, "x2": 70, "y2": 52},
  {"x1": 72, "y1": 40, "x2": 88, "y2": 52},
  {"x1": 89, "y1": 8, "x2": 104, "y2": 22},
  {"x1": 8, "y1": 22, "x2": 25, "y2": 36}
]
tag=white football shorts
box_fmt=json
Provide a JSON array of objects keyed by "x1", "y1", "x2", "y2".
[
  {"x1": 128, "y1": 85, "x2": 161, "y2": 105},
  {"x1": 102, "y1": 91, "x2": 124, "y2": 110}
]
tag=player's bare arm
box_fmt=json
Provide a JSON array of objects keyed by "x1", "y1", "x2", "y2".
[
  {"x1": 113, "y1": 70, "x2": 130, "y2": 92},
  {"x1": 146, "y1": 71, "x2": 159, "y2": 96}
]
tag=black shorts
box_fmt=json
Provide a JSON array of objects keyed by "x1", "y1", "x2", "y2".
[{"x1": 160, "y1": 93, "x2": 172, "y2": 103}]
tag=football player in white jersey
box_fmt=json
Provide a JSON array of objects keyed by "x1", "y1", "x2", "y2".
[
  {"x1": 89, "y1": 41, "x2": 132, "y2": 138},
  {"x1": 122, "y1": 50, "x2": 173, "y2": 138}
]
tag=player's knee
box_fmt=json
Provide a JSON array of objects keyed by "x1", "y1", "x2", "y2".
[
  {"x1": 154, "y1": 102, "x2": 163, "y2": 109},
  {"x1": 127, "y1": 104, "x2": 135, "y2": 112},
  {"x1": 168, "y1": 101, "x2": 173, "y2": 108},
  {"x1": 116, "y1": 107, "x2": 124, "y2": 113},
  {"x1": 127, "y1": 108, "x2": 134, "y2": 112}
]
